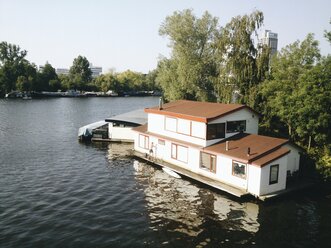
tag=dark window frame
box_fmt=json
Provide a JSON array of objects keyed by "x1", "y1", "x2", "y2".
[
  {"x1": 206, "y1": 123, "x2": 225, "y2": 140},
  {"x1": 269, "y1": 164, "x2": 279, "y2": 185},
  {"x1": 226, "y1": 120, "x2": 246, "y2": 133}
]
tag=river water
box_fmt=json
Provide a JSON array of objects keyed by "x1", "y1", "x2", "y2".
[{"x1": 0, "y1": 97, "x2": 330, "y2": 248}]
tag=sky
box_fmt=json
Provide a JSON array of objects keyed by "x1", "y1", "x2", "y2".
[{"x1": 0, "y1": 0, "x2": 330, "y2": 73}]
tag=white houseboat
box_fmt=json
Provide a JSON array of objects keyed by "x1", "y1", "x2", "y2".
[
  {"x1": 78, "y1": 109, "x2": 147, "y2": 142},
  {"x1": 132, "y1": 100, "x2": 301, "y2": 199}
]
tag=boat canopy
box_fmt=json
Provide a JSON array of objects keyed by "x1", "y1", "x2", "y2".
[
  {"x1": 78, "y1": 120, "x2": 107, "y2": 137},
  {"x1": 105, "y1": 109, "x2": 147, "y2": 126}
]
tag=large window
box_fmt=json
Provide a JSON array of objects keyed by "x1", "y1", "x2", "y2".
[
  {"x1": 269, "y1": 164, "x2": 279, "y2": 184},
  {"x1": 232, "y1": 161, "x2": 246, "y2": 179},
  {"x1": 207, "y1": 123, "x2": 225, "y2": 140},
  {"x1": 138, "y1": 134, "x2": 149, "y2": 150},
  {"x1": 226, "y1": 120, "x2": 246, "y2": 133},
  {"x1": 171, "y1": 143, "x2": 188, "y2": 163},
  {"x1": 200, "y1": 152, "x2": 216, "y2": 173}
]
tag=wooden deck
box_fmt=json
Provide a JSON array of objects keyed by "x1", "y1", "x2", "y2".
[{"x1": 132, "y1": 150, "x2": 249, "y2": 198}]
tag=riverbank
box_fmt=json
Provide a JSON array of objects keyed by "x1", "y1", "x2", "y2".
[{"x1": 3, "y1": 90, "x2": 162, "y2": 99}]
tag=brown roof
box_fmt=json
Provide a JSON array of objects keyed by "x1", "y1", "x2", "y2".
[
  {"x1": 145, "y1": 100, "x2": 260, "y2": 123},
  {"x1": 203, "y1": 133, "x2": 290, "y2": 167}
]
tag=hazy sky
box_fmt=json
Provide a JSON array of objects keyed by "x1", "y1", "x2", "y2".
[{"x1": 1, "y1": 0, "x2": 330, "y2": 73}]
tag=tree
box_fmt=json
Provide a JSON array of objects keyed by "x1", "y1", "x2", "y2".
[
  {"x1": 68, "y1": 55, "x2": 92, "y2": 90},
  {"x1": 216, "y1": 10, "x2": 269, "y2": 106},
  {"x1": 94, "y1": 72, "x2": 120, "y2": 92},
  {"x1": 259, "y1": 34, "x2": 323, "y2": 145},
  {"x1": 325, "y1": 19, "x2": 331, "y2": 44},
  {"x1": 0, "y1": 42, "x2": 29, "y2": 94},
  {"x1": 157, "y1": 9, "x2": 219, "y2": 101},
  {"x1": 35, "y1": 62, "x2": 59, "y2": 91}
]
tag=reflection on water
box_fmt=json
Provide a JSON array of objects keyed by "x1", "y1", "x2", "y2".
[
  {"x1": 132, "y1": 159, "x2": 260, "y2": 239},
  {"x1": 1, "y1": 97, "x2": 330, "y2": 248}
]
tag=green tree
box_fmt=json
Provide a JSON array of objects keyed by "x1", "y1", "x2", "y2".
[
  {"x1": 216, "y1": 10, "x2": 269, "y2": 106},
  {"x1": 157, "y1": 9, "x2": 219, "y2": 101},
  {"x1": 116, "y1": 70, "x2": 146, "y2": 92},
  {"x1": 35, "y1": 62, "x2": 59, "y2": 91},
  {"x1": 0, "y1": 42, "x2": 29, "y2": 94},
  {"x1": 325, "y1": 19, "x2": 331, "y2": 44},
  {"x1": 259, "y1": 34, "x2": 323, "y2": 143},
  {"x1": 68, "y1": 55, "x2": 92, "y2": 90}
]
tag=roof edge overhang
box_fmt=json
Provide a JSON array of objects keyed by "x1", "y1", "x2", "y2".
[{"x1": 145, "y1": 105, "x2": 261, "y2": 123}]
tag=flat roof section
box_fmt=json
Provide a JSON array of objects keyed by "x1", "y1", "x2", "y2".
[{"x1": 105, "y1": 108, "x2": 147, "y2": 125}]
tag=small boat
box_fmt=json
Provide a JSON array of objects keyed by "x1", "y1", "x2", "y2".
[
  {"x1": 162, "y1": 167, "x2": 181, "y2": 179},
  {"x1": 22, "y1": 95, "x2": 32, "y2": 100}
]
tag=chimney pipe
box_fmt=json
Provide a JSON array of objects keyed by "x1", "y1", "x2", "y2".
[
  {"x1": 159, "y1": 97, "x2": 163, "y2": 110},
  {"x1": 226, "y1": 141, "x2": 229, "y2": 151},
  {"x1": 247, "y1": 147, "x2": 251, "y2": 156}
]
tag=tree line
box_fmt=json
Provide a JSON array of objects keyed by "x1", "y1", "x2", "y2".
[{"x1": 0, "y1": 44, "x2": 160, "y2": 96}]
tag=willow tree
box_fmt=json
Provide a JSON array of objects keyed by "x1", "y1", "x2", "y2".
[
  {"x1": 157, "y1": 9, "x2": 219, "y2": 101},
  {"x1": 216, "y1": 10, "x2": 270, "y2": 106}
]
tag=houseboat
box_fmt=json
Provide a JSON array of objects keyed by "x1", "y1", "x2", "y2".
[
  {"x1": 132, "y1": 100, "x2": 302, "y2": 199},
  {"x1": 78, "y1": 109, "x2": 147, "y2": 142}
]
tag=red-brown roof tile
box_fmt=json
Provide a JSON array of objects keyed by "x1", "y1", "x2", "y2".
[
  {"x1": 145, "y1": 100, "x2": 260, "y2": 123},
  {"x1": 203, "y1": 133, "x2": 289, "y2": 167}
]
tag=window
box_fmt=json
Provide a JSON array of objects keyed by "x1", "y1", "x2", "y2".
[
  {"x1": 171, "y1": 143, "x2": 188, "y2": 163},
  {"x1": 158, "y1": 139, "x2": 165, "y2": 145},
  {"x1": 206, "y1": 123, "x2": 225, "y2": 140},
  {"x1": 269, "y1": 164, "x2": 279, "y2": 184},
  {"x1": 138, "y1": 134, "x2": 149, "y2": 150},
  {"x1": 232, "y1": 161, "x2": 246, "y2": 179},
  {"x1": 226, "y1": 120, "x2": 246, "y2": 133},
  {"x1": 165, "y1": 117, "x2": 177, "y2": 132},
  {"x1": 200, "y1": 152, "x2": 216, "y2": 173}
]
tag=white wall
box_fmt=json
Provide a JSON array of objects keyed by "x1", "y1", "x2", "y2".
[
  {"x1": 148, "y1": 109, "x2": 259, "y2": 148},
  {"x1": 258, "y1": 155, "x2": 288, "y2": 195},
  {"x1": 284, "y1": 144, "x2": 301, "y2": 174},
  {"x1": 217, "y1": 156, "x2": 247, "y2": 189},
  {"x1": 109, "y1": 126, "x2": 135, "y2": 142},
  {"x1": 147, "y1": 113, "x2": 207, "y2": 147},
  {"x1": 247, "y1": 165, "x2": 261, "y2": 196}
]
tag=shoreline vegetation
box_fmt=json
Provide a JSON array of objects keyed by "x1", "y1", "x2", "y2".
[
  {"x1": 4, "y1": 90, "x2": 162, "y2": 99},
  {"x1": 1, "y1": 9, "x2": 330, "y2": 183}
]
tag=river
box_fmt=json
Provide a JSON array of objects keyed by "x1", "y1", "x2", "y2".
[{"x1": 0, "y1": 97, "x2": 330, "y2": 248}]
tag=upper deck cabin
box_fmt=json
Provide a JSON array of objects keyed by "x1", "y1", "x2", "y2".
[{"x1": 144, "y1": 100, "x2": 260, "y2": 147}]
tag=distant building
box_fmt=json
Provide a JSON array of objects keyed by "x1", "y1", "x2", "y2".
[
  {"x1": 259, "y1": 30, "x2": 278, "y2": 55},
  {"x1": 56, "y1": 68, "x2": 70, "y2": 75},
  {"x1": 56, "y1": 64, "x2": 102, "y2": 77},
  {"x1": 90, "y1": 64, "x2": 102, "y2": 78},
  {"x1": 38, "y1": 65, "x2": 45, "y2": 72}
]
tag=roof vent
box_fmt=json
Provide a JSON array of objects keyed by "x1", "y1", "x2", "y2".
[
  {"x1": 226, "y1": 141, "x2": 229, "y2": 151},
  {"x1": 247, "y1": 147, "x2": 251, "y2": 156},
  {"x1": 159, "y1": 97, "x2": 163, "y2": 110}
]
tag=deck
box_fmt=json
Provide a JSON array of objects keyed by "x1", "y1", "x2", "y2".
[{"x1": 132, "y1": 150, "x2": 249, "y2": 198}]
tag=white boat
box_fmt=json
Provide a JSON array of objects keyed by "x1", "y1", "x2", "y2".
[
  {"x1": 22, "y1": 95, "x2": 32, "y2": 100},
  {"x1": 162, "y1": 167, "x2": 181, "y2": 179},
  {"x1": 78, "y1": 109, "x2": 147, "y2": 142}
]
